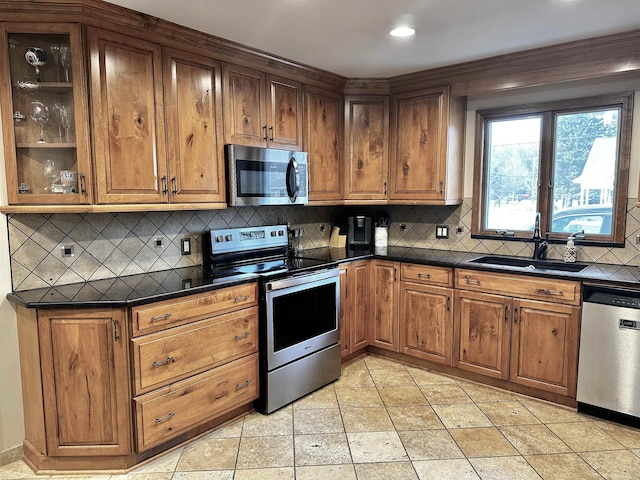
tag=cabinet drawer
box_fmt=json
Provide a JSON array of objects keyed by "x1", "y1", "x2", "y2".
[
  {"x1": 401, "y1": 264, "x2": 452, "y2": 287},
  {"x1": 455, "y1": 269, "x2": 580, "y2": 305},
  {"x1": 132, "y1": 307, "x2": 258, "y2": 394},
  {"x1": 134, "y1": 353, "x2": 258, "y2": 451},
  {"x1": 131, "y1": 283, "x2": 257, "y2": 336}
]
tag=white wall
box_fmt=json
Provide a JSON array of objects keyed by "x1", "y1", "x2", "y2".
[{"x1": 0, "y1": 114, "x2": 25, "y2": 453}]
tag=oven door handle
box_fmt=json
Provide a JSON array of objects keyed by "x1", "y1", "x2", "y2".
[
  {"x1": 286, "y1": 156, "x2": 300, "y2": 203},
  {"x1": 265, "y1": 268, "x2": 340, "y2": 292}
]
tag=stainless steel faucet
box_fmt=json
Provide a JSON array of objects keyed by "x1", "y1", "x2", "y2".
[{"x1": 532, "y1": 212, "x2": 548, "y2": 260}]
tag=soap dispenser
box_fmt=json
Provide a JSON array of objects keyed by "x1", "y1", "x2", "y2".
[{"x1": 564, "y1": 234, "x2": 577, "y2": 263}]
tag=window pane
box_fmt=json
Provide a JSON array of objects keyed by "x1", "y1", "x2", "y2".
[
  {"x1": 551, "y1": 109, "x2": 619, "y2": 236},
  {"x1": 485, "y1": 117, "x2": 541, "y2": 231}
]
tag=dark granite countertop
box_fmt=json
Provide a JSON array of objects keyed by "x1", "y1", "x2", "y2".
[{"x1": 9, "y1": 247, "x2": 640, "y2": 309}]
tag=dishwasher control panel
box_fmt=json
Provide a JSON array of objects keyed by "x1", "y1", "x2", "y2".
[{"x1": 583, "y1": 283, "x2": 640, "y2": 309}]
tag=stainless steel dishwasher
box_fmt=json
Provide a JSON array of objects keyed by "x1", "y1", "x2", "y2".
[{"x1": 577, "y1": 283, "x2": 640, "y2": 424}]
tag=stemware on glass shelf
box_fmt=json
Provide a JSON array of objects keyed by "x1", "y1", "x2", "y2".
[
  {"x1": 24, "y1": 46, "x2": 47, "y2": 82},
  {"x1": 51, "y1": 103, "x2": 70, "y2": 142},
  {"x1": 30, "y1": 101, "x2": 49, "y2": 143},
  {"x1": 50, "y1": 44, "x2": 61, "y2": 82},
  {"x1": 58, "y1": 44, "x2": 70, "y2": 82},
  {"x1": 42, "y1": 158, "x2": 59, "y2": 192}
]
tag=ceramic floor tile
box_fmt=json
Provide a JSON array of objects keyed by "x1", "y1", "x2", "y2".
[
  {"x1": 525, "y1": 453, "x2": 602, "y2": 480},
  {"x1": 398, "y1": 429, "x2": 464, "y2": 461},
  {"x1": 127, "y1": 448, "x2": 183, "y2": 474},
  {"x1": 581, "y1": 449, "x2": 640, "y2": 480},
  {"x1": 520, "y1": 398, "x2": 590, "y2": 423},
  {"x1": 420, "y1": 384, "x2": 473, "y2": 404},
  {"x1": 406, "y1": 366, "x2": 458, "y2": 385},
  {"x1": 377, "y1": 384, "x2": 429, "y2": 406},
  {"x1": 295, "y1": 464, "x2": 356, "y2": 480},
  {"x1": 171, "y1": 472, "x2": 233, "y2": 480},
  {"x1": 293, "y1": 385, "x2": 338, "y2": 410},
  {"x1": 335, "y1": 386, "x2": 384, "y2": 407},
  {"x1": 341, "y1": 406, "x2": 395, "y2": 432},
  {"x1": 412, "y1": 459, "x2": 481, "y2": 480},
  {"x1": 293, "y1": 408, "x2": 344, "y2": 434},
  {"x1": 354, "y1": 461, "x2": 418, "y2": 480},
  {"x1": 387, "y1": 405, "x2": 445, "y2": 431},
  {"x1": 176, "y1": 437, "x2": 239, "y2": 471},
  {"x1": 232, "y1": 467, "x2": 295, "y2": 480},
  {"x1": 477, "y1": 401, "x2": 541, "y2": 426},
  {"x1": 499, "y1": 424, "x2": 571, "y2": 455},
  {"x1": 294, "y1": 433, "x2": 352, "y2": 466},
  {"x1": 203, "y1": 419, "x2": 243, "y2": 438},
  {"x1": 363, "y1": 355, "x2": 408, "y2": 370},
  {"x1": 110, "y1": 473, "x2": 173, "y2": 480},
  {"x1": 595, "y1": 420, "x2": 640, "y2": 449},
  {"x1": 347, "y1": 431, "x2": 408, "y2": 463},
  {"x1": 241, "y1": 407, "x2": 293, "y2": 436},
  {"x1": 49, "y1": 476, "x2": 109, "y2": 480},
  {"x1": 236, "y1": 435, "x2": 294, "y2": 469},
  {"x1": 449, "y1": 427, "x2": 518, "y2": 457},
  {"x1": 369, "y1": 367, "x2": 416, "y2": 386},
  {"x1": 458, "y1": 382, "x2": 519, "y2": 402},
  {"x1": 334, "y1": 367, "x2": 375, "y2": 388},
  {"x1": 431, "y1": 403, "x2": 493, "y2": 429},
  {"x1": 547, "y1": 422, "x2": 625, "y2": 452},
  {"x1": 469, "y1": 456, "x2": 542, "y2": 480}
]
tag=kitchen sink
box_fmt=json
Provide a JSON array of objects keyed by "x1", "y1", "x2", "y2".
[{"x1": 469, "y1": 255, "x2": 589, "y2": 273}]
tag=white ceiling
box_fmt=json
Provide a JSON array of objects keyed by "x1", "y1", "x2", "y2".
[{"x1": 105, "y1": 0, "x2": 640, "y2": 78}]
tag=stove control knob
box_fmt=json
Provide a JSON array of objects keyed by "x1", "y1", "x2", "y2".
[
  {"x1": 225, "y1": 234, "x2": 233, "y2": 241},
  {"x1": 215, "y1": 235, "x2": 224, "y2": 242}
]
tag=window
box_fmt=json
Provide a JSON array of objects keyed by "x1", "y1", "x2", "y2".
[{"x1": 472, "y1": 93, "x2": 633, "y2": 246}]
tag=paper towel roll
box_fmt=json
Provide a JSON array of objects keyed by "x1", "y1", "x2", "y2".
[{"x1": 375, "y1": 226, "x2": 388, "y2": 248}]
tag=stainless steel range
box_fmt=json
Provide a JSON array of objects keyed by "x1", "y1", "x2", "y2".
[{"x1": 203, "y1": 225, "x2": 341, "y2": 414}]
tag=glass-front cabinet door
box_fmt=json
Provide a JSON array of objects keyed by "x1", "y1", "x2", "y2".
[{"x1": 0, "y1": 23, "x2": 91, "y2": 205}]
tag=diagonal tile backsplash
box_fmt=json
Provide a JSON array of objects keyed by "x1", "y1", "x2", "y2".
[{"x1": 7, "y1": 198, "x2": 640, "y2": 290}]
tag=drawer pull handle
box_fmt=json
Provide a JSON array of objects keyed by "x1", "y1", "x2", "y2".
[
  {"x1": 150, "y1": 313, "x2": 173, "y2": 323},
  {"x1": 417, "y1": 273, "x2": 431, "y2": 278},
  {"x1": 215, "y1": 393, "x2": 227, "y2": 400},
  {"x1": 155, "y1": 412, "x2": 175, "y2": 424},
  {"x1": 464, "y1": 277, "x2": 481, "y2": 285},
  {"x1": 152, "y1": 357, "x2": 175, "y2": 368},
  {"x1": 234, "y1": 295, "x2": 251, "y2": 303},
  {"x1": 537, "y1": 288, "x2": 564, "y2": 296},
  {"x1": 235, "y1": 332, "x2": 250, "y2": 341},
  {"x1": 236, "y1": 380, "x2": 251, "y2": 390}
]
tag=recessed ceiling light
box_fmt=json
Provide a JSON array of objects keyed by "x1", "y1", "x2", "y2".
[{"x1": 389, "y1": 26, "x2": 415, "y2": 37}]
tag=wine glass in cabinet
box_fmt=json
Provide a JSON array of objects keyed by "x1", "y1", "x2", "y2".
[{"x1": 0, "y1": 23, "x2": 91, "y2": 205}]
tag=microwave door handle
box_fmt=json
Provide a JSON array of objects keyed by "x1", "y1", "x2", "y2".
[{"x1": 286, "y1": 157, "x2": 300, "y2": 203}]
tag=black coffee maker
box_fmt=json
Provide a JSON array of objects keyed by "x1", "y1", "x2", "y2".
[{"x1": 347, "y1": 215, "x2": 372, "y2": 253}]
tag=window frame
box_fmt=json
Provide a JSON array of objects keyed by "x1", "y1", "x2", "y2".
[{"x1": 471, "y1": 93, "x2": 634, "y2": 247}]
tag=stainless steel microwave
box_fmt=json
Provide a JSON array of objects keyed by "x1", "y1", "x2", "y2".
[{"x1": 226, "y1": 145, "x2": 308, "y2": 206}]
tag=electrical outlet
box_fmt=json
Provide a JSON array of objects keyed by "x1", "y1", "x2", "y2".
[
  {"x1": 456, "y1": 226, "x2": 464, "y2": 234},
  {"x1": 60, "y1": 245, "x2": 74, "y2": 258},
  {"x1": 436, "y1": 225, "x2": 449, "y2": 239},
  {"x1": 154, "y1": 237, "x2": 164, "y2": 248},
  {"x1": 400, "y1": 224, "x2": 407, "y2": 232},
  {"x1": 181, "y1": 237, "x2": 191, "y2": 255}
]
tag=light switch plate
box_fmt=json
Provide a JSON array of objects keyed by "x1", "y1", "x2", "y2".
[
  {"x1": 181, "y1": 237, "x2": 191, "y2": 255},
  {"x1": 436, "y1": 224, "x2": 449, "y2": 239}
]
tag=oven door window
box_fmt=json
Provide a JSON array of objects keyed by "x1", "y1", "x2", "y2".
[
  {"x1": 271, "y1": 282, "x2": 337, "y2": 352},
  {"x1": 236, "y1": 159, "x2": 288, "y2": 198}
]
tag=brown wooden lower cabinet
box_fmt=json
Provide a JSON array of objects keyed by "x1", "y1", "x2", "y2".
[
  {"x1": 15, "y1": 282, "x2": 260, "y2": 473},
  {"x1": 368, "y1": 259, "x2": 400, "y2": 351},
  {"x1": 340, "y1": 260, "x2": 369, "y2": 357}
]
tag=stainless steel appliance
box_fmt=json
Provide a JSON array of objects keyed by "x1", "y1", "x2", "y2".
[
  {"x1": 577, "y1": 284, "x2": 640, "y2": 424},
  {"x1": 202, "y1": 225, "x2": 341, "y2": 414},
  {"x1": 226, "y1": 144, "x2": 308, "y2": 206},
  {"x1": 347, "y1": 215, "x2": 372, "y2": 253}
]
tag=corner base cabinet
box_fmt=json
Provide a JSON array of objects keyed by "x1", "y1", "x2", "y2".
[{"x1": 14, "y1": 282, "x2": 259, "y2": 473}]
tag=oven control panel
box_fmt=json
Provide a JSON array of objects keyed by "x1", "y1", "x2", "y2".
[{"x1": 207, "y1": 225, "x2": 288, "y2": 254}]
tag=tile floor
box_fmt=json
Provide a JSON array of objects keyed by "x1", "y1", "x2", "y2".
[{"x1": 3, "y1": 354, "x2": 640, "y2": 479}]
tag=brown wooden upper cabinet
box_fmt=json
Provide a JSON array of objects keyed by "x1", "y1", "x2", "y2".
[
  {"x1": 88, "y1": 28, "x2": 226, "y2": 205},
  {"x1": 389, "y1": 86, "x2": 465, "y2": 205},
  {"x1": 304, "y1": 86, "x2": 343, "y2": 203},
  {"x1": 223, "y1": 63, "x2": 302, "y2": 150},
  {"x1": 344, "y1": 95, "x2": 390, "y2": 202},
  {"x1": 0, "y1": 23, "x2": 93, "y2": 205}
]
